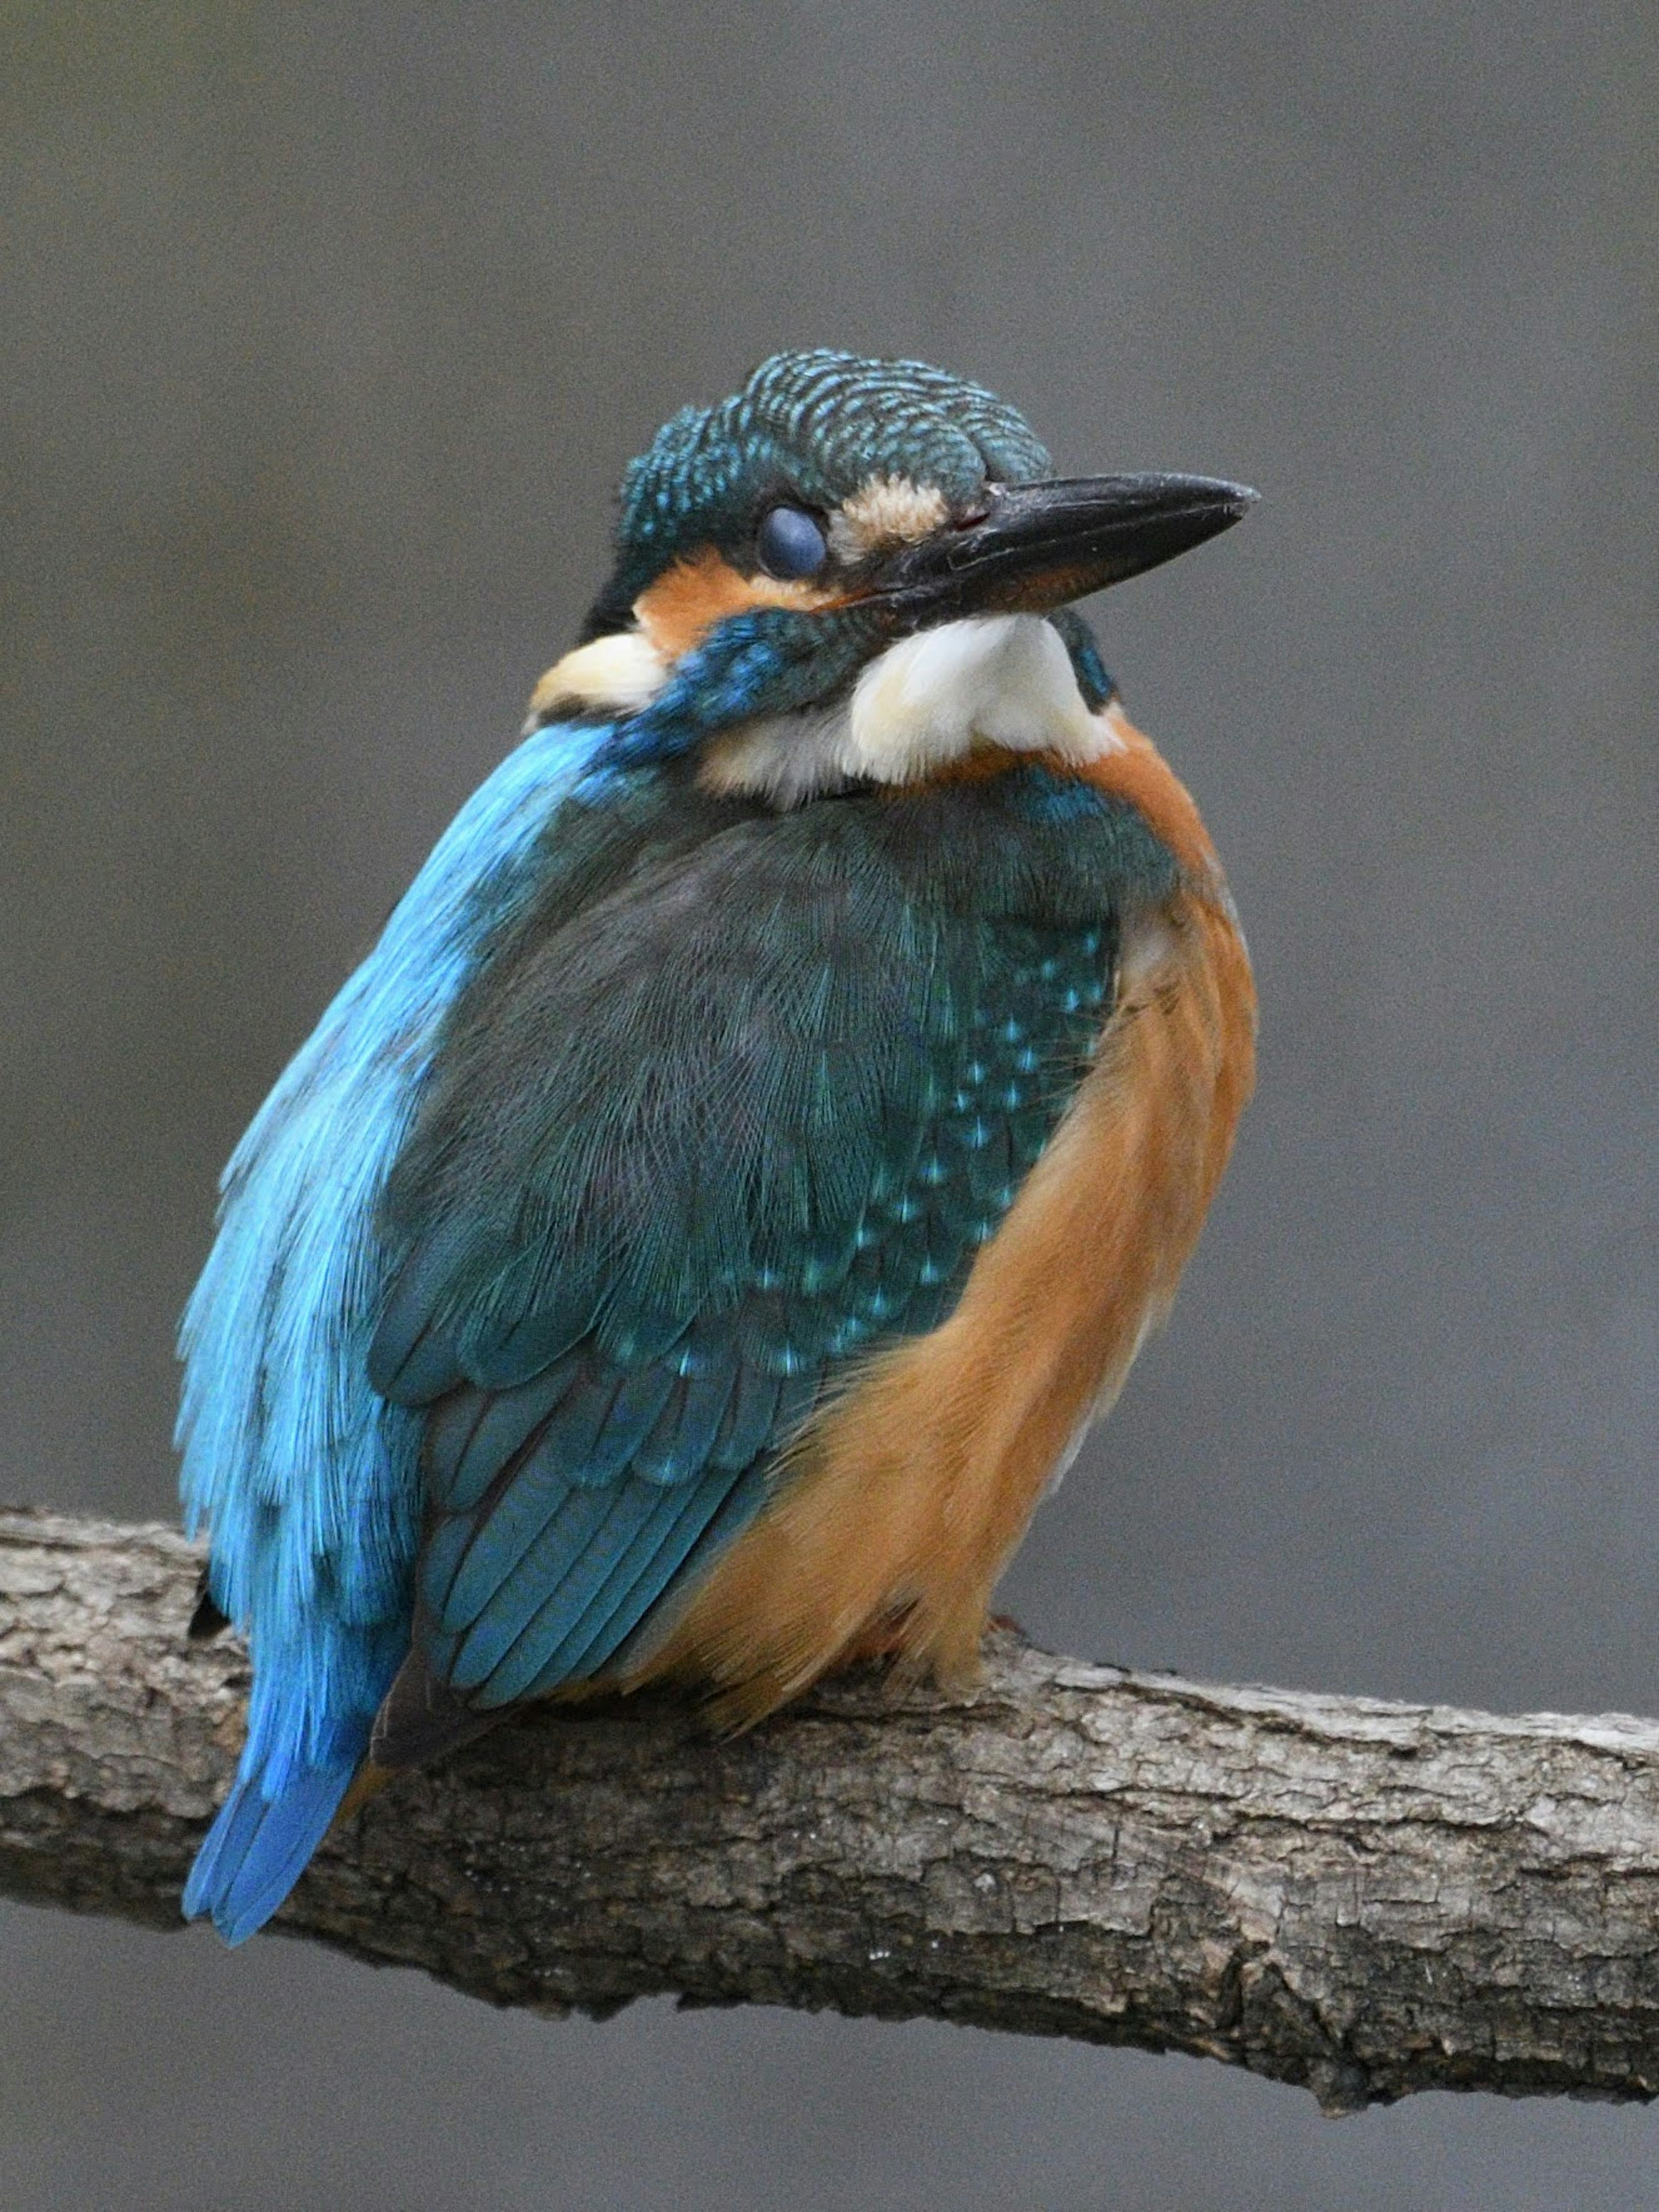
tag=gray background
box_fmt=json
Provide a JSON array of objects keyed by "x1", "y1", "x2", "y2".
[{"x1": 4, "y1": 3, "x2": 1656, "y2": 2206}]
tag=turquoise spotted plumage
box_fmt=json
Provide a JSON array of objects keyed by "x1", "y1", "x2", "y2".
[
  {"x1": 178, "y1": 347, "x2": 1253, "y2": 1943},
  {"x1": 365, "y1": 764, "x2": 1171, "y2": 1742}
]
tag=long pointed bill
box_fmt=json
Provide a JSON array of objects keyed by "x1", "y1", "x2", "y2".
[{"x1": 874, "y1": 472, "x2": 1256, "y2": 623}]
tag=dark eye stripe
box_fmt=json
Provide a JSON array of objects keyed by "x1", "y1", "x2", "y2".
[{"x1": 756, "y1": 505, "x2": 828, "y2": 581}]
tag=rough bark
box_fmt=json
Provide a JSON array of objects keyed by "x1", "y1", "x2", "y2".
[{"x1": 5, "y1": 1506, "x2": 1659, "y2": 2113}]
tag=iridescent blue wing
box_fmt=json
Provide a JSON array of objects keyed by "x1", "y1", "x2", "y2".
[{"x1": 367, "y1": 771, "x2": 1130, "y2": 1761}]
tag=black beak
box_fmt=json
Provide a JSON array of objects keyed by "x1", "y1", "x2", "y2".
[{"x1": 873, "y1": 472, "x2": 1256, "y2": 624}]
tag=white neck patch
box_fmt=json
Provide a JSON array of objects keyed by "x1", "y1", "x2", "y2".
[
  {"x1": 522, "y1": 629, "x2": 667, "y2": 734},
  {"x1": 700, "y1": 614, "x2": 1120, "y2": 806}
]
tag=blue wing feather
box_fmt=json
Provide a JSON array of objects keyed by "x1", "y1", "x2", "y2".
[
  {"x1": 183, "y1": 742, "x2": 1173, "y2": 1938},
  {"x1": 461, "y1": 1481, "x2": 671, "y2": 1703},
  {"x1": 526, "y1": 1464, "x2": 750, "y2": 1690},
  {"x1": 636, "y1": 1348, "x2": 737, "y2": 1484},
  {"x1": 595, "y1": 1462, "x2": 776, "y2": 1679},
  {"x1": 441, "y1": 1478, "x2": 637, "y2": 1691},
  {"x1": 370, "y1": 770, "x2": 1154, "y2": 1754}
]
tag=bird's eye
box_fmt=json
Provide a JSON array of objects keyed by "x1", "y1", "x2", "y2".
[{"x1": 755, "y1": 505, "x2": 828, "y2": 581}]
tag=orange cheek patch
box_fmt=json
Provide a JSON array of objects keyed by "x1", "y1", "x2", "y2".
[{"x1": 633, "y1": 547, "x2": 846, "y2": 662}]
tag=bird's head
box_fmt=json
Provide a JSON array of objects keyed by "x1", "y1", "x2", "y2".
[{"x1": 528, "y1": 350, "x2": 1253, "y2": 802}]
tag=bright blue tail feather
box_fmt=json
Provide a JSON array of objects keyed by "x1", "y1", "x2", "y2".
[{"x1": 183, "y1": 1752, "x2": 362, "y2": 1945}]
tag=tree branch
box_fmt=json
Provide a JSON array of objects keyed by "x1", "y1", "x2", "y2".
[{"x1": 6, "y1": 1506, "x2": 1659, "y2": 2113}]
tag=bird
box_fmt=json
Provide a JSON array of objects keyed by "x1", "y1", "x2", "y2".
[{"x1": 178, "y1": 348, "x2": 1258, "y2": 1945}]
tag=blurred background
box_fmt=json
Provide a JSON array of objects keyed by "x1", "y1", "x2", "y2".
[{"x1": 4, "y1": 3, "x2": 1656, "y2": 2205}]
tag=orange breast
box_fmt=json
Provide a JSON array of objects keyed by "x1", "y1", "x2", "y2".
[{"x1": 628, "y1": 713, "x2": 1257, "y2": 1727}]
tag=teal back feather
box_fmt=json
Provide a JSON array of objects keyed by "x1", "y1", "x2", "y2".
[{"x1": 369, "y1": 762, "x2": 1177, "y2": 1726}]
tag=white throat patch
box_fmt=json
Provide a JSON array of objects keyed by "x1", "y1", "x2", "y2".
[{"x1": 700, "y1": 614, "x2": 1120, "y2": 806}]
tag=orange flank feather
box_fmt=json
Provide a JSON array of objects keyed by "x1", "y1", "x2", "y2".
[{"x1": 627, "y1": 713, "x2": 1256, "y2": 1727}]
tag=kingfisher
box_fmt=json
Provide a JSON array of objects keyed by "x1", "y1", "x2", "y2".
[{"x1": 178, "y1": 349, "x2": 1257, "y2": 1944}]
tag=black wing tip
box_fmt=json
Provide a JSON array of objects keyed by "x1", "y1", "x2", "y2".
[{"x1": 370, "y1": 1647, "x2": 501, "y2": 1770}]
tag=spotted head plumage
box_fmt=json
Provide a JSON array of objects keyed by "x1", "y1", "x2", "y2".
[{"x1": 588, "y1": 347, "x2": 1055, "y2": 625}]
